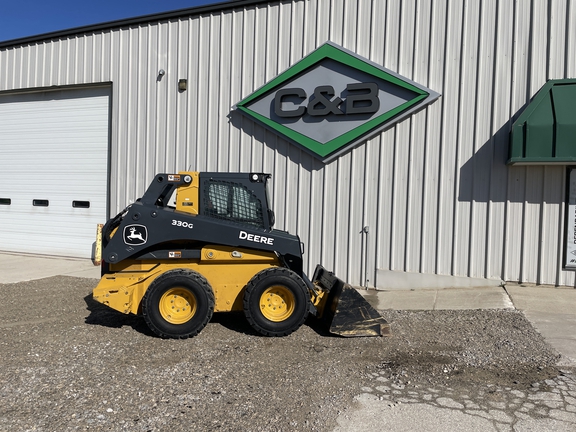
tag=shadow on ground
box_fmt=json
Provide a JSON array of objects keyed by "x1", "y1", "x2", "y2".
[{"x1": 84, "y1": 293, "x2": 334, "y2": 339}]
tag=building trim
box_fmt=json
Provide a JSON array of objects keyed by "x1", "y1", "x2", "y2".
[{"x1": 0, "y1": 0, "x2": 272, "y2": 49}]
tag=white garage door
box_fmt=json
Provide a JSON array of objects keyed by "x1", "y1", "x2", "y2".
[{"x1": 0, "y1": 86, "x2": 109, "y2": 258}]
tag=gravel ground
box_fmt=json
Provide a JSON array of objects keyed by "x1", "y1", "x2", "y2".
[{"x1": 0, "y1": 276, "x2": 566, "y2": 431}]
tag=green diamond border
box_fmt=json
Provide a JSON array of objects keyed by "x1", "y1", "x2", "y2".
[{"x1": 235, "y1": 42, "x2": 436, "y2": 160}]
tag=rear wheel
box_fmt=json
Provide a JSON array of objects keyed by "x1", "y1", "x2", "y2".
[
  {"x1": 243, "y1": 267, "x2": 310, "y2": 336},
  {"x1": 142, "y1": 269, "x2": 214, "y2": 339}
]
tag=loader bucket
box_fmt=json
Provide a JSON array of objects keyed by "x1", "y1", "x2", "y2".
[{"x1": 312, "y1": 265, "x2": 391, "y2": 337}]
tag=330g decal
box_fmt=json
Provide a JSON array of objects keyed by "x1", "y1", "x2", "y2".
[{"x1": 171, "y1": 219, "x2": 194, "y2": 229}]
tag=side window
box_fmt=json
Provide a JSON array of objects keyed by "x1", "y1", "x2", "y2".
[
  {"x1": 206, "y1": 183, "x2": 230, "y2": 216},
  {"x1": 204, "y1": 180, "x2": 264, "y2": 228}
]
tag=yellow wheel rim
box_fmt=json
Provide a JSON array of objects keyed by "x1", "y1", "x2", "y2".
[
  {"x1": 159, "y1": 287, "x2": 197, "y2": 324},
  {"x1": 260, "y1": 286, "x2": 295, "y2": 322}
]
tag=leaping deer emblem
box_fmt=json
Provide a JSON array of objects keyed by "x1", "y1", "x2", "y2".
[{"x1": 127, "y1": 227, "x2": 145, "y2": 242}]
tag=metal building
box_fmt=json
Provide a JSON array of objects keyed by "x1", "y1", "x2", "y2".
[{"x1": 1, "y1": 0, "x2": 575, "y2": 288}]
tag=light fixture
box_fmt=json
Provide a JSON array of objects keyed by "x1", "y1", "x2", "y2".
[{"x1": 178, "y1": 79, "x2": 187, "y2": 92}]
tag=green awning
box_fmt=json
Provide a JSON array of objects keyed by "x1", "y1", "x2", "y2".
[{"x1": 508, "y1": 79, "x2": 576, "y2": 165}]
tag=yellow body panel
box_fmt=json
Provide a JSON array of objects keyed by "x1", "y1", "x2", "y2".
[
  {"x1": 92, "y1": 224, "x2": 103, "y2": 265},
  {"x1": 175, "y1": 171, "x2": 200, "y2": 215},
  {"x1": 92, "y1": 246, "x2": 280, "y2": 315},
  {"x1": 309, "y1": 288, "x2": 328, "y2": 314},
  {"x1": 93, "y1": 266, "x2": 161, "y2": 314}
]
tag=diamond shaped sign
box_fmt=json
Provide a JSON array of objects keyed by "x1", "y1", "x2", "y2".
[{"x1": 234, "y1": 42, "x2": 440, "y2": 162}]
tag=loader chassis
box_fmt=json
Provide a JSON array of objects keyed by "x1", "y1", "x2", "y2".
[{"x1": 93, "y1": 171, "x2": 389, "y2": 338}]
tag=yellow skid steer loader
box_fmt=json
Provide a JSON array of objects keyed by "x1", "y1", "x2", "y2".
[{"x1": 92, "y1": 172, "x2": 389, "y2": 339}]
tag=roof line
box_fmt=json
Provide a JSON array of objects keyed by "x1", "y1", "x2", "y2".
[{"x1": 0, "y1": 0, "x2": 273, "y2": 49}]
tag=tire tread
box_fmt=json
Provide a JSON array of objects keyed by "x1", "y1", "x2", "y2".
[
  {"x1": 142, "y1": 269, "x2": 214, "y2": 339},
  {"x1": 243, "y1": 267, "x2": 310, "y2": 337}
]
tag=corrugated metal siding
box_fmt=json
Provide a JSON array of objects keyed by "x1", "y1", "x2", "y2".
[{"x1": 1, "y1": 0, "x2": 575, "y2": 287}]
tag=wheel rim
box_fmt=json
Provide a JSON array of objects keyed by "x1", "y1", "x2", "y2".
[
  {"x1": 259, "y1": 285, "x2": 295, "y2": 322},
  {"x1": 159, "y1": 287, "x2": 197, "y2": 324}
]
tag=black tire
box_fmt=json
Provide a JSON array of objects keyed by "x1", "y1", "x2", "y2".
[
  {"x1": 142, "y1": 269, "x2": 214, "y2": 339},
  {"x1": 243, "y1": 267, "x2": 310, "y2": 337}
]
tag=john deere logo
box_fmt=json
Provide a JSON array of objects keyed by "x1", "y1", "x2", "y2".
[
  {"x1": 235, "y1": 42, "x2": 440, "y2": 162},
  {"x1": 124, "y1": 225, "x2": 147, "y2": 246}
]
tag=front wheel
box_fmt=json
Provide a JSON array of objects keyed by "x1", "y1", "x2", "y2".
[
  {"x1": 243, "y1": 267, "x2": 310, "y2": 336},
  {"x1": 142, "y1": 269, "x2": 214, "y2": 339}
]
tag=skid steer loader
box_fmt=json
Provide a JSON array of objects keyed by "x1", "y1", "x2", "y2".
[{"x1": 92, "y1": 172, "x2": 389, "y2": 339}]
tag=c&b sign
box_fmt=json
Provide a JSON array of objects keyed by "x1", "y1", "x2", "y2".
[{"x1": 234, "y1": 42, "x2": 440, "y2": 162}]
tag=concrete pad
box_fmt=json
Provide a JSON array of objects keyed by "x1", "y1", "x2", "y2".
[
  {"x1": 520, "y1": 311, "x2": 576, "y2": 366},
  {"x1": 0, "y1": 252, "x2": 100, "y2": 283},
  {"x1": 333, "y1": 393, "x2": 498, "y2": 432},
  {"x1": 359, "y1": 288, "x2": 439, "y2": 310},
  {"x1": 505, "y1": 285, "x2": 576, "y2": 315},
  {"x1": 435, "y1": 287, "x2": 514, "y2": 310},
  {"x1": 359, "y1": 287, "x2": 514, "y2": 311},
  {"x1": 506, "y1": 285, "x2": 576, "y2": 366},
  {"x1": 376, "y1": 269, "x2": 503, "y2": 290},
  {"x1": 334, "y1": 391, "x2": 576, "y2": 432}
]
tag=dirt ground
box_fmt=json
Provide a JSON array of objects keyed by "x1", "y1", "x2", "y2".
[{"x1": 0, "y1": 276, "x2": 566, "y2": 431}]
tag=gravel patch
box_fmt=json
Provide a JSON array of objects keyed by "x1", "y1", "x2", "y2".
[{"x1": 0, "y1": 276, "x2": 565, "y2": 431}]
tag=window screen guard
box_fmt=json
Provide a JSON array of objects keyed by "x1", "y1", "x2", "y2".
[{"x1": 203, "y1": 180, "x2": 264, "y2": 228}]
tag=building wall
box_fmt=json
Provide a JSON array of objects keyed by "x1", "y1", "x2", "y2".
[{"x1": 1, "y1": 0, "x2": 575, "y2": 287}]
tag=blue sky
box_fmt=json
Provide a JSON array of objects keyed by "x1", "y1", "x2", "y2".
[{"x1": 0, "y1": 0, "x2": 222, "y2": 42}]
